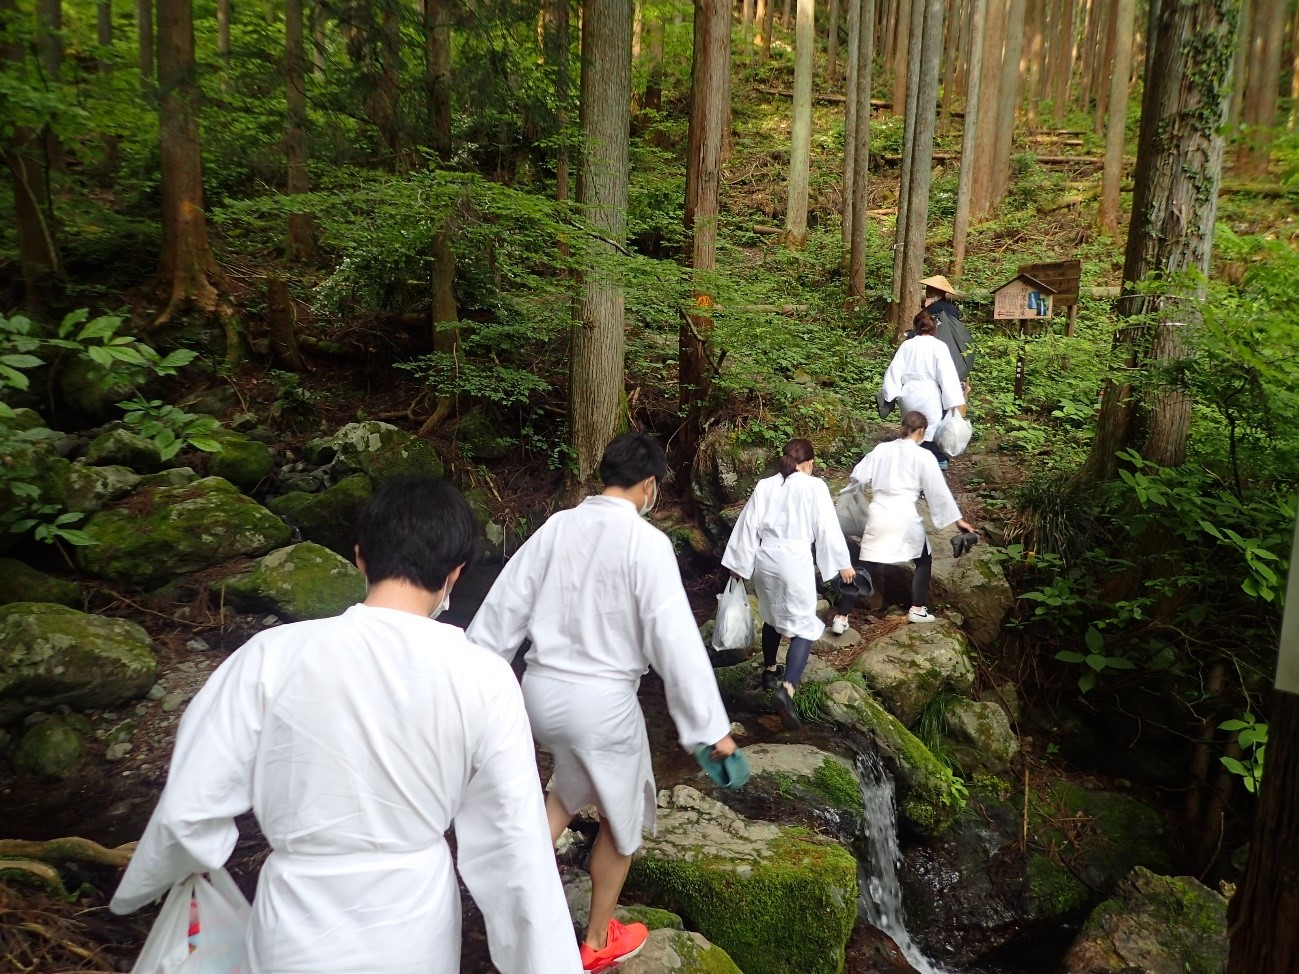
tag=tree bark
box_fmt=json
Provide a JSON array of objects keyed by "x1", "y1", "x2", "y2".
[
  {"x1": 1236, "y1": 0, "x2": 1285, "y2": 176},
  {"x1": 285, "y1": 0, "x2": 314, "y2": 260},
  {"x1": 311, "y1": 0, "x2": 326, "y2": 77},
  {"x1": 827, "y1": 0, "x2": 841, "y2": 83},
  {"x1": 890, "y1": 0, "x2": 912, "y2": 115},
  {"x1": 1290, "y1": 0, "x2": 1299, "y2": 130},
  {"x1": 218, "y1": 0, "x2": 231, "y2": 69},
  {"x1": 760, "y1": 0, "x2": 775, "y2": 59},
  {"x1": 156, "y1": 0, "x2": 225, "y2": 323},
  {"x1": 680, "y1": 0, "x2": 730, "y2": 462},
  {"x1": 571, "y1": 0, "x2": 631, "y2": 483},
  {"x1": 939, "y1": 0, "x2": 964, "y2": 127},
  {"x1": 952, "y1": 0, "x2": 988, "y2": 274},
  {"x1": 1079, "y1": 0, "x2": 1238, "y2": 482},
  {"x1": 848, "y1": 0, "x2": 875, "y2": 299},
  {"x1": 266, "y1": 275, "x2": 306, "y2": 370},
  {"x1": 1097, "y1": 0, "x2": 1135, "y2": 234},
  {"x1": 1051, "y1": 0, "x2": 1074, "y2": 123},
  {"x1": 1227, "y1": 0, "x2": 1253, "y2": 128},
  {"x1": 969, "y1": 0, "x2": 1005, "y2": 218},
  {"x1": 136, "y1": 0, "x2": 153, "y2": 87},
  {"x1": 643, "y1": 12, "x2": 664, "y2": 109},
  {"x1": 1092, "y1": 0, "x2": 1116, "y2": 134},
  {"x1": 424, "y1": 0, "x2": 452, "y2": 160},
  {"x1": 843, "y1": 0, "x2": 862, "y2": 248},
  {"x1": 784, "y1": 0, "x2": 815, "y2": 246},
  {"x1": 1077, "y1": 0, "x2": 1099, "y2": 110},
  {"x1": 782, "y1": 0, "x2": 792, "y2": 31},
  {"x1": 1023, "y1": 0, "x2": 1043, "y2": 131},
  {"x1": 990, "y1": 0, "x2": 1025, "y2": 205},
  {"x1": 889, "y1": 0, "x2": 923, "y2": 321},
  {"x1": 98, "y1": 0, "x2": 112, "y2": 48},
  {"x1": 544, "y1": 0, "x2": 571, "y2": 202}
]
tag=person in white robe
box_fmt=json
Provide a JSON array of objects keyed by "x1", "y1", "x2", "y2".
[
  {"x1": 111, "y1": 476, "x2": 582, "y2": 974},
  {"x1": 833, "y1": 411, "x2": 976, "y2": 625},
  {"x1": 721, "y1": 439, "x2": 855, "y2": 729},
  {"x1": 880, "y1": 309, "x2": 967, "y2": 467},
  {"x1": 466, "y1": 433, "x2": 735, "y2": 974}
]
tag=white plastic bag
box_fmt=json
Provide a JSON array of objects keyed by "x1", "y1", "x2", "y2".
[
  {"x1": 933, "y1": 408, "x2": 973, "y2": 458},
  {"x1": 132, "y1": 869, "x2": 251, "y2": 974},
  {"x1": 712, "y1": 577, "x2": 755, "y2": 652}
]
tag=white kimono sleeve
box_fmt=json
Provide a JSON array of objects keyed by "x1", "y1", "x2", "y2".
[
  {"x1": 810, "y1": 479, "x2": 853, "y2": 580},
  {"x1": 465, "y1": 528, "x2": 547, "y2": 662},
  {"x1": 720, "y1": 488, "x2": 762, "y2": 580},
  {"x1": 842, "y1": 450, "x2": 879, "y2": 496},
  {"x1": 639, "y1": 534, "x2": 733, "y2": 752},
  {"x1": 880, "y1": 351, "x2": 906, "y2": 405},
  {"x1": 110, "y1": 640, "x2": 266, "y2": 914},
  {"x1": 936, "y1": 342, "x2": 967, "y2": 412},
  {"x1": 918, "y1": 452, "x2": 963, "y2": 529},
  {"x1": 454, "y1": 668, "x2": 583, "y2": 974}
]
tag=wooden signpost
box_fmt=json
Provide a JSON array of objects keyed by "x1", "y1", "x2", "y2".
[
  {"x1": 1018, "y1": 259, "x2": 1083, "y2": 334},
  {"x1": 991, "y1": 265, "x2": 1078, "y2": 400}
]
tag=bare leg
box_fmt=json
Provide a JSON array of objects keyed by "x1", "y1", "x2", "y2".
[
  {"x1": 546, "y1": 789, "x2": 571, "y2": 846},
  {"x1": 584, "y1": 822, "x2": 633, "y2": 949}
]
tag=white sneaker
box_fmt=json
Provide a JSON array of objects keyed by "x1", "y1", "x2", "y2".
[
  {"x1": 907, "y1": 607, "x2": 937, "y2": 624},
  {"x1": 830, "y1": 615, "x2": 849, "y2": 635}
]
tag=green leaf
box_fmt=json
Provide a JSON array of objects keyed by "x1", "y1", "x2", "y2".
[
  {"x1": 52, "y1": 529, "x2": 97, "y2": 546},
  {"x1": 1220, "y1": 756, "x2": 1248, "y2": 776},
  {"x1": 1085, "y1": 653, "x2": 1108, "y2": 672},
  {"x1": 1077, "y1": 671, "x2": 1097, "y2": 693},
  {"x1": 76, "y1": 316, "x2": 122, "y2": 342},
  {"x1": 0, "y1": 364, "x2": 31, "y2": 390},
  {"x1": 187, "y1": 437, "x2": 225, "y2": 453},
  {"x1": 159, "y1": 349, "x2": 199, "y2": 369},
  {"x1": 1104, "y1": 656, "x2": 1136, "y2": 670},
  {"x1": 1055, "y1": 651, "x2": 1086, "y2": 663},
  {"x1": 1218, "y1": 719, "x2": 1249, "y2": 732},
  {"x1": 1084, "y1": 627, "x2": 1104, "y2": 653},
  {"x1": 58, "y1": 308, "x2": 89, "y2": 337},
  {"x1": 87, "y1": 346, "x2": 114, "y2": 367},
  {"x1": 0, "y1": 353, "x2": 43, "y2": 369}
]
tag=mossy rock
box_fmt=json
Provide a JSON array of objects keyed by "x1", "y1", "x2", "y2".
[
  {"x1": 6, "y1": 407, "x2": 45, "y2": 433},
  {"x1": 58, "y1": 356, "x2": 146, "y2": 417},
  {"x1": 206, "y1": 430, "x2": 274, "y2": 492},
  {"x1": 0, "y1": 438, "x2": 71, "y2": 551},
  {"x1": 0, "y1": 559, "x2": 82, "y2": 607},
  {"x1": 739, "y1": 742, "x2": 863, "y2": 821},
  {"x1": 943, "y1": 698, "x2": 1019, "y2": 774},
  {"x1": 137, "y1": 466, "x2": 199, "y2": 489},
  {"x1": 84, "y1": 428, "x2": 165, "y2": 473},
  {"x1": 268, "y1": 475, "x2": 372, "y2": 558},
  {"x1": 626, "y1": 785, "x2": 857, "y2": 974},
  {"x1": 218, "y1": 543, "x2": 365, "y2": 621},
  {"x1": 562, "y1": 868, "x2": 685, "y2": 940},
  {"x1": 619, "y1": 929, "x2": 745, "y2": 974},
  {"x1": 13, "y1": 717, "x2": 84, "y2": 777},
  {"x1": 851, "y1": 621, "x2": 975, "y2": 726},
  {"x1": 64, "y1": 461, "x2": 141, "y2": 513},
  {"x1": 1061, "y1": 867, "x2": 1227, "y2": 974},
  {"x1": 76, "y1": 477, "x2": 290, "y2": 588},
  {"x1": 0, "y1": 602, "x2": 156, "y2": 723},
  {"x1": 453, "y1": 408, "x2": 510, "y2": 461},
  {"x1": 304, "y1": 421, "x2": 444, "y2": 481}
]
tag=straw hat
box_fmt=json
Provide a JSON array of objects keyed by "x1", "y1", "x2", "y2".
[{"x1": 919, "y1": 274, "x2": 955, "y2": 295}]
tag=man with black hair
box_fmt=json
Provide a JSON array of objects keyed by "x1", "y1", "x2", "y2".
[
  {"x1": 111, "y1": 475, "x2": 582, "y2": 974},
  {"x1": 468, "y1": 433, "x2": 736, "y2": 973}
]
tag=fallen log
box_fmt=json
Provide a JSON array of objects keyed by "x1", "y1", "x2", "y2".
[
  {"x1": 0, "y1": 837, "x2": 136, "y2": 867},
  {"x1": 756, "y1": 85, "x2": 890, "y2": 108},
  {"x1": 880, "y1": 151, "x2": 1107, "y2": 165},
  {"x1": 1041, "y1": 179, "x2": 1297, "y2": 213}
]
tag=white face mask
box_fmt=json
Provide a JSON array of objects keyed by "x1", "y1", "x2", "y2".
[
  {"x1": 639, "y1": 479, "x2": 658, "y2": 517},
  {"x1": 430, "y1": 591, "x2": 451, "y2": 620}
]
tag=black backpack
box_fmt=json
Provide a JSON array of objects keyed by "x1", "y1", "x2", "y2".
[{"x1": 932, "y1": 308, "x2": 975, "y2": 381}]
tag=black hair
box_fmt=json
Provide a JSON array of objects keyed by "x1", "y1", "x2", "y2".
[
  {"x1": 912, "y1": 309, "x2": 937, "y2": 336},
  {"x1": 901, "y1": 410, "x2": 929, "y2": 437},
  {"x1": 355, "y1": 474, "x2": 479, "y2": 592},
  {"x1": 778, "y1": 438, "x2": 815, "y2": 480},
  {"x1": 599, "y1": 433, "x2": 667, "y2": 488}
]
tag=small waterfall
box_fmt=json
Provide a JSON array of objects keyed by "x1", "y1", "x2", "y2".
[{"x1": 856, "y1": 752, "x2": 951, "y2": 974}]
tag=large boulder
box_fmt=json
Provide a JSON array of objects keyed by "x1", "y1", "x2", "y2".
[
  {"x1": 690, "y1": 424, "x2": 770, "y2": 552},
  {"x1": 619, "y1": 929, "x2": 745, "y2": 974},
  {"x1": 562, "y1": 869, "x2": 685, "y2": 940},
  {"x1": 13, "y1": 716, "x2": 84, "y2": 777},
  {"x1": 0, "y1": 559, "x2": 82, "y2": 607},
  {"x1": 83, "y1": 428, "x2": 165, "y2": 473},
  {"x1": 0, "y1": 602, "x2": 156, "y2": 723},
  {"x1": 304, "y1": 421, "x2": 443, "y2": 482},
  {"x1": 76, "y1": 477, "x2": 290, "y2": 588},
  {"x1": 851, "y1": 621, "x2": 975, "y2": 726},
  {"x1": 1060, "y1": 867, "x2": 1227, "y2": 974},
  {"x1": 219, "y1": 543, "x2": 366, "y2": 621},
  {"x1": 267, "y1": 474, "x2": 372, "y2": 558},
  {"x1": 942, "y1": 698, "x2": 1019, "y2": 773},
  {"x1": 64, "y1": 461, "x2": 141, "y2": 513},
  {"x1": 452, "y1": 409, "x2": 510, "y2": 462},
  {"x1": 741, "y1": 742, "x2": 863, "y2": 824},
  {"x1": 626, "y1": 785, "x2": 858, "y2": 974},
  {"x1": 206, "y1": 430, "x2": 274, "y2": 492},
  {"x1": 58, "y1": 356, "x2": 143, "y2": 417}
]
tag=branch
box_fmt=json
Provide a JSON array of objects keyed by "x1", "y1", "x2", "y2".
[{"x1": 0, "y1": 837, "x2": 136, "y2": 867}]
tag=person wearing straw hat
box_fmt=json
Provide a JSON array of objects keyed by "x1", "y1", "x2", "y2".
[{"x1": 916, "y1": 274, "x2": 974, "y2": 385}]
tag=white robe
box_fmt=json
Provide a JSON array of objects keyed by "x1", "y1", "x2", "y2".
[
  {"x1": 842, "y1": 439, "x2": 963, "y2": 563},
  {"x1": 721, "y1": 472, "x2": 853, "y2": 642},
  {"x1": 465, "y1": 495, "x2": 732, "y2": 857},
  {"x1": 111, "y1": 605, "x2": 582, "y2": 974},
  {"x1": 880, "y1": 334, "x2": 966, "y2": 441}
]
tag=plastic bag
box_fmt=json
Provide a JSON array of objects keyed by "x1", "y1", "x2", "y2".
[
  {"x1": 132, "y1": 869, "x2": 250, "y2": 974},
  {"x1": 712, "y1": 577, "x2": 755, "y2": 652},
  {"x1": 933, "y1": 409, "x2": 973, "y2": 458}
]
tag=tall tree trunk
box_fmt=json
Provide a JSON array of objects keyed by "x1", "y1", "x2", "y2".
[
  {"x1": 424, "y1": 0, "x2": 452, "y2": 159},
  {"x1": 827, "y1": 0, "x2": 841, "y2": 83},
  {"x1": 36, "y1": 0, "x2": 64, "y2": 172},
  {"x1": 1289, "y1": 0, "x2": 1299, "y2": 130},
  {"x1": 98, "y1": 0, "x2": 112, "y2": 49},
  {"x1": 1051, "y1": 0, "x2": 1074, "y2": 123},
  {"x1": 952, "y1": 0, "x2": 987, "y2": 275},
  {"x1": 760, "y1": 0, "x2": 775, "y2": 59},
  {"x1": 311, "y1": 0, "x2": 326, "y2": 77},
  {"x1": 848, "y1": 0, "x2": 875, "y2": 298},
  {"x1": 1093, "y1": 0, "x2": 1117, "y2": 134},
  {"x1": 285, "y1": 0, "x2": 314, "y2": 260},
  {"x1": 892, "y1": 0, "x2": 944, "y2": 333},
  {"x1": 643, "y1": 13, "x2": 663, "y2": 109},
  {"x1": 842, "y1": 0, "x2": 862, "y2": 249},
  {"x1": 571, "y1": 0, "x2": 631, "y2": 483},
  {"x1": 156, "y1": 0, "x2": 226, "y2": 324},
  {"x1": 939, "y1": 0, "x2": 964, "y2": 126},
  {"x1": 136, "y1": 0, "x2": 153, "y2": 87},
  {"x1": 218, "y1": 0, "x2": 231, "y2": 70},
  {"x1": 545, "y1": 0, "x2": 571, "y2": 202},
  {"x1": 680, "y1": 0, "x2": 730, "y2": 463},
  {"x1": 782, "y1": 0, "x2": 792, "y2": 31},
  {"x1": 969, "y1": 0, "x2": 1005, "y2": 218},
  {"x1": 1077, "y1": 0, "x2": 1099, "y2": 110},
  {"x1": 890, "y1": 0, "x2": 912, "y2": 114},
  {"x1": 1079, "y1": 0, "x2": 1238, "y2": 482},
  {"x1": 990, "y1": 0, "x2": 1025, "y2": 206},
  {"x1": 889, "y1": 0, "x2": 923, "y2": 323},
  {"x1": 379, "y1": 1, "x2": 403, "y2": 168},
  {"x1": 1097, "y1": 0, "x2": 1135, "y2": 234},
  {"x1": 1237, "y1": 0, "x2": 1285, "y2": 176},
  {"x1": 754, "y1": 0, "x2": 767, "y2": 54},
  {"x1": 1023, "y1": 0, "x2": 1042, "y2": 131},
  {"x1": 1228, "y1": 0, "x2": 1253, "y2": 127},
  {"x1": 784, "y1": 0, "x2": 815, "y2": 246}
]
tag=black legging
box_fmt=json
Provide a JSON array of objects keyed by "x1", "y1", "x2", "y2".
[
  {"x1": 836, "y1": 543, "x2": 932, "y2": 613},
  {"x1": 762, "y1": 624, "x2": 813, "y2": 685}
]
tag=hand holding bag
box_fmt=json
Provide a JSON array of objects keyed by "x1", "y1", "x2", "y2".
[
  {"x1": 712, "y1": 577, "x2": 755, "y2": 652},
  {"x1": 132, "y1": 869, "x2": 250, "y2": 974},
  {"x1": 933, "y1": 408, "x2": 973, "y2": 458}
]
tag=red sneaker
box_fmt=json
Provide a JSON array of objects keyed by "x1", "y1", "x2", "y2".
[{"x1": 579, "y1": 918, "x2": 649, "y2": 972}]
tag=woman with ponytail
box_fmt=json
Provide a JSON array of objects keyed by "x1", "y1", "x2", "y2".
[
  {"x1": 879, "y1": 309, "x2": 967, "y2": 469},
  {"x1": 722, "y1": 439, "x2": 855, "y2": 729}
]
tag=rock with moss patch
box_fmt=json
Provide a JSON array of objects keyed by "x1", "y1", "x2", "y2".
[
  {"x1": 13, "y1": 717, "x2": 84, "y2": 777},
  {"x1": 626, "y1": 785, "x2": 857, "y2": 974},
  {"x1": 219, "y1": 543, "x2": 366, "y2": 621},
  {"x1": 305, "y1": 421, "x2": 444, "y2": 482},
  {"x1": 927, "y1": 528, "x2": 1013, "y2": 648},
  {"x1": 453, "y1": 409, "x2": 510, "y2": 461},
  {"x1": 138, "y1": 466, "x2": 199, "y2": 489},
  {"x1": 59, "y1": 356, "x2": 146, "y2": 417},
  {"x1": 852, "y1": 621, "x2": 974, "y2": 726},
  {"x1": 691, "y1": 426, "x2": 772, "y2": 553},
  {"x1": 84, "y1": 428, "x2": 165, "y2": 473},
  {"x1": 267, "y1": 475, "x2": 372, "y2": 558},
  {"x1": 735, "y1": 743, "x2": 864, "y2": 840},
  {"x1": 943, "y1": 698, "x2": 1019, "y2": 773},
  {"x1": 0, "y1": 438, "x2": 70, "y2": 553},
  {"x1": 562, "y1": 868, "x2": 685, "y2": 941},
  {"x1": 0, "y1": 559, "x2": 82, "y2": 607},
  {"x1": 64, "y1": 461, "x2": 141, "y2": 513},
  {"x1": 76, "y1": 477, "x2": 290, "y2": 588},
  {"x1": 206, "y1": 430, "x2": 274, "y2": 492},
  {"x1": 0, "y1": 602, "x2": 156, "y2": 723},
  {"x1": 619, "y1": 929, "x2": 745, "y2": 974},
  {"x1": 1061, "y1": 867, "x2": 1226, "y2": 974}
]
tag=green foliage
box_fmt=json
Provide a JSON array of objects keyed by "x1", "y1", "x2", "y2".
[
  {"x1": 116, "y1": 397, "x2": 224, "y2": 461},
  {"x1": 1218, "y1": 713, "x2": 1267, "y2": 794}
]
